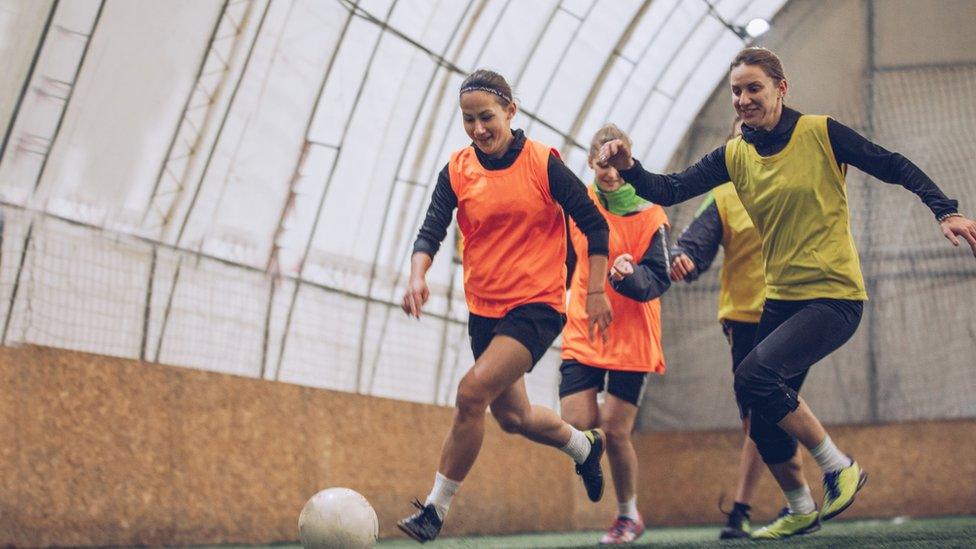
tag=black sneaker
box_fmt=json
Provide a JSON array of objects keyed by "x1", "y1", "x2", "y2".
[
  {"x1": 575, "y1": 428, "x2": 606, "y2": 502},
  {"x1": 719, "y1": 501, "x2": 752, "y2": 539},
  {"x1": 397, "y1": 499, "x2": 442, "y2": 543}
]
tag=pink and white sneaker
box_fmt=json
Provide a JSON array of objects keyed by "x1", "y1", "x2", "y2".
[{"x1": 599, "y1": 514, "x2": 646, "y2": 545}]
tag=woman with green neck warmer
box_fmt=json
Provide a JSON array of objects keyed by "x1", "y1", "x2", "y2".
[
  {"x1": 594, "y1": 181, "x2": 652, "y2": 216},
  {"x1": 559, "y1": 124, "x2": 672, "y2": 545}
]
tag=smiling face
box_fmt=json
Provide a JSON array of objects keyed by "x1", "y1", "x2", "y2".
[
  {"x1": 587, "y1": 123, "x2": 632, "y2": 192},
  {"x1": 588, "y1": 158, "x2": 625, "y2": 192},
  {"x1": 460, "y1": 91, "x2": 516, "y2": 158},
  {"x1": 730, "y1": 63, "x2": 787, "y2": 131}
]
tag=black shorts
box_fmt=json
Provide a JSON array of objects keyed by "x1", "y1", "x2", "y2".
[
  {"x1": 722, "y1": 320, "x2": 759, "y2": 374},
  {"x1": 468, "y1": 303, "x2": 565, "y2": 370},
  {"x1": 722, "y1": 319, "x2": 759, "y2": 419},
  {"x1": 558, "y1": 360, "x2": 649, "y2": 406}
]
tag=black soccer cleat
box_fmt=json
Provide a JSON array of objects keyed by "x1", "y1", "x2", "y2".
[
  {"x1": 719, "y1": 501, "x2": 752, "y2": 539},
  {"x1": 397, "y1": 499, "x2": 443, "y2": 543},
  {"x1": 575, "y1": 428, "x2": 606, "y2": 502}
]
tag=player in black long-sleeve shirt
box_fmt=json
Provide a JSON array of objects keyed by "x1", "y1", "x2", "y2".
[
  {"x1": 414, "y1": 128, "x2": 609, "y2": 259},
  {"x1": 669, "y1": 118, "x2": 772, "y2": 539},
  {"x1": 399, "y1": 70, "x2": 612, "y2": 543},
  {"x1": 559, "y1": 124, "x2": 672, "y2": 544},
  {"x1": 599, "y1": 47, "x2": 976, "y2": 540},
  {"x1": 565, "y1": 221, "x2": 670, "y2": 302},
  {"x1": 615, "y1": 106, "x2": 959, "y2": 217}
]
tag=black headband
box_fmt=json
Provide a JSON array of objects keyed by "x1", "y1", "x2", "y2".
[{"x1": 459, "y1": 85, "x2": 512, "y2": 103}]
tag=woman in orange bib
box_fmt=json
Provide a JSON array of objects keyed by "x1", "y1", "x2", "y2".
[
  {"x1": 398, "y1": 70, "x2": 614, "y2": 543},
  {"x1": 559, "y1": 124, "x2": 671, "y2": 545}
]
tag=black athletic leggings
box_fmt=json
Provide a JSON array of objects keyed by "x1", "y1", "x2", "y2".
[
  {"x1": 722, "y1": 319, "x2": 759, "y2": 419},
  {"x1": 733, "y1": 298, "x2": 863, "y2": 464}
]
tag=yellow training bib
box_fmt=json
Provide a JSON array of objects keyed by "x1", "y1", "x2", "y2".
[
  {"x1": 724, "y1": 115, "x2": 867, "y2": 301},
  {"x1": 712, "y1": 182, "x2": 765, "y2": 322}
]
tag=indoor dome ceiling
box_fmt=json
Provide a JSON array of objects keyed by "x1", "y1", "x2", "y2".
[
  {"x1": 0, "y1": 0, "x2": 784, "y2": 406},
  {"x1": 1, "y1": 0, "x2": 974, "y2": 426},
  {"x1": 0, "y1": 0, "x2": 785, "y2": 282}
]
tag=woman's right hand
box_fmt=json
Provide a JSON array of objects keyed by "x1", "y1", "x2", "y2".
[
  {"x1": 597, "y1": 138, "x2": 635, "y2": 171},
  {"x1": 401, "y1": 276, "x2": 429, "y2": 318},
  {"x1": 586, "y1": 292, "x2": 613, "y2": 345},
  {"x1": 669, "y1": 253, "x2": 696, "y2": 281}
]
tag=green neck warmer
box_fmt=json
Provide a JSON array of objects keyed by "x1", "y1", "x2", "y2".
[{"x1": 594, "y1": 182, "x2": 650, "y2": 216}]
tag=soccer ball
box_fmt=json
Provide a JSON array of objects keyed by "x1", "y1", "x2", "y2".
[{"x1": 299, "y1": 487, "x2": 379, "y2": 549}]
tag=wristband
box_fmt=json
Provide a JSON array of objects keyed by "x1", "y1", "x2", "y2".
[{"x1": 938, "y1": 212, "x2": 963, "y2": 223}]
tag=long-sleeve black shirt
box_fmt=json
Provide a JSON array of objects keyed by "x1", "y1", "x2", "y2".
[
  {"x1": 620, "y1": 106, "x2": 960, "y2": 218},
  {"x1": 413, "y1": 129, "x2": 610, "y2": 258},
  {"x1": 610, "y1": 223, "x2": 672, "y2": 301},
  {"x1": 565, "y1": 217, "x2": 671, "y2": 302},
  {"x1": 670, "y1": 199, "x2": 722, "y2": 282}
]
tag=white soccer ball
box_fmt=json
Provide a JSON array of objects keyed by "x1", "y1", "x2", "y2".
[{"x1": 299, "y1": 487, "x2": 379, "y2": 549}]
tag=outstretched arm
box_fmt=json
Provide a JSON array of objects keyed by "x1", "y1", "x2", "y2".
[
  {"x1": 670, "y1": 196, "x2": 723, "y2": 282},
  {"x1": 597, "y1": 139, "x2": 730, "y2": 205},
  {"x1": 827, "y1": 118, "x2": 976, "y2": 256}
]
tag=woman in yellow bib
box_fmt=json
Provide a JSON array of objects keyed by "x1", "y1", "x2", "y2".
[
  {"x1": 599, "y1": 47, "x2": 976, "y2": 540},
  {"x1": 670, "y1": 117, "x2": 780, "y2": 539},
  {"x1": 560, "y1": 124, "x2": 671, "y2": 545}
]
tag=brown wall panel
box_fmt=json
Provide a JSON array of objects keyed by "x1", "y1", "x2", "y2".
[
  {"x1": 2, "y1": 346, "x2": 178, "y2": 546},
  {"x1": 635, "y1": 422, "x2": 976, "y2": 526},
  {"x1": 169, "y1": 371, "x2": 310, "y2": 544},
  {"x1": 0, "y1": 345, "x2": 973, "y2": 547},
  {"x1": 0, "y1": 346, "x2": 22, "y2": 543}
]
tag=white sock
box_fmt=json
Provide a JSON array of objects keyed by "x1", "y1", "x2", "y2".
[
  {"x1": 560, "y1": 427, "x2": 592, "y2": 464},
  {"x1": 811, "y1": 435, "x2": 852, "y2": 473},
  {"x1": 425, "y1": 472, "x2": 461, "y2": 521},
  {"x1": 618, "y1": 497, "x2": 639, "y2": 520},
  {"x1": 784, "y1": 485, "x2": 816, "y2": 514}
]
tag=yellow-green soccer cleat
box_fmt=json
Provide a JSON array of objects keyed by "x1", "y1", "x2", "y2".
[
  {"x1": 820, "y1": 460, "x2": 868, "y2": 521},
  {"x1": 750, "y1": 507, "x2": 821, "y2": 540}
]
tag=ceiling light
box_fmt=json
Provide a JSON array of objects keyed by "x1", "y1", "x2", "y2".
[{"x1": 743, "y1": 18, "x2": 771, "y2": 38}]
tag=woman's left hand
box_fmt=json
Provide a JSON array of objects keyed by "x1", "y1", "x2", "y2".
[
  {"x1": 940, "y1": 214, "x2": 976, "y2": 257},
  {"x1": 586, "y1": 292, "x2": 613, "y2": 345}
]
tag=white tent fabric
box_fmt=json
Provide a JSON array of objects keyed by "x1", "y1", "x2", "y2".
[{"x1": 0, "y1": 0, "x2": 790, "y2": 411}]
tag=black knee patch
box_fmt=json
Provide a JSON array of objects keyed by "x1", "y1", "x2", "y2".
[
  {"x1": 736, "y1": 356, "x2": 801, "y2": 465},
  {"x1": 753, "y1": 384, "x2": 800, "y2": 424},
  {"x1": 749, "y1": 409, "x2": 799, "y2": 464},
  {"x1": 752, "y1": 429, "x2": 798, "y2": 464},
  {"x1": 733, "y1": 355, "x2": 800, "y2": 426}
]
